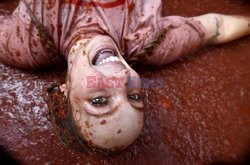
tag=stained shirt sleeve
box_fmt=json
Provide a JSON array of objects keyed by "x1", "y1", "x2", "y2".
[
  {"x1": 123, "y1": 0, "x2": 206, "y2": 66},
  {"x1": 145, "y1": 16, "x2": 206, "y2": 66},
  {"x1": 0, "y1": 0, "x2": 61, "y2": 69}
]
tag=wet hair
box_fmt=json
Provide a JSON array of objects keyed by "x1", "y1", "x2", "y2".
[
  {"x1": 46, "y1": 84, "x2": 115, "y2": 155},
  {"x1": 46, "y1": 84, "x2": 92, "y2": 153}
]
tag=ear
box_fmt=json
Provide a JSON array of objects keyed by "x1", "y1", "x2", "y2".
[{"x1": 60, "y1": 83, "x2": 68, "y2": 97}]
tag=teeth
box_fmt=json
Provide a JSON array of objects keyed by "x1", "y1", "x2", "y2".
[
  {"x1": 106, "y1": 58, "x2": 111, "y2": 63},
  {"x1": 98, "y1": 56, "x2": 121, "y2": 65},
  {"x1": 110, "y1": 57, "x2": 114, "y2": 62}
]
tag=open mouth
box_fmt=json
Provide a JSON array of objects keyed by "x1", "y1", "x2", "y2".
[{"x1": 92, "y1": 50, "x2": 122, "y2": 66}]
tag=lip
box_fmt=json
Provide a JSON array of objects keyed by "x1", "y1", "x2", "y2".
[{"x1": 91, "y1": 45, "x2": 118, "y2": 65}]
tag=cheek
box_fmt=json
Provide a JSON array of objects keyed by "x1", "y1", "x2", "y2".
[
  {"x1": 73, "y1": 110, "x2": 82, "y2": 124},
  {"x1": 72, "y1": 107, "x2": 91, "y2": 137}
]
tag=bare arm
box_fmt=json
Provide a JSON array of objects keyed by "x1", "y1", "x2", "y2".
[
  {"x1": 137, "y1": 14, "x2": 250, "y2": 66},
  {"x1": 193, "y1": 14, "x2": 250, "y2": 45}
]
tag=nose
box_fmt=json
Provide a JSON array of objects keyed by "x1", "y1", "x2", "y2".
[
  {"x1": 110, "y1": 69, "x2": 129, "y2": 78},
  {"x1": 110, "y1": 69, "x2": 130, "y2": 87}
]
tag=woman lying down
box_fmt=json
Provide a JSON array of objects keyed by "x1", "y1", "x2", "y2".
[{"x1": 0, "y1": 0, "x2": 249, "y2": 153}]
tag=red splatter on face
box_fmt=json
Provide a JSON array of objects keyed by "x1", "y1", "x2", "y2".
[
  {"x1": 82, "y1": 50, "x2": 86, "y2": 56},
  {"x1": 117, "y1": 129, "x2": 122, "y2": 134},
  {"x1": 85, "y1": 121, "x2": 90, "y2": 128},
  {"x1": 100, "y1": 119, "x2": 107, "y2": 125}
]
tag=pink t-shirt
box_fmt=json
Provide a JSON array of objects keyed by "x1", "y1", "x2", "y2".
[{"x1": 0, "y1": 0, "x2": 205, "y2": 68}]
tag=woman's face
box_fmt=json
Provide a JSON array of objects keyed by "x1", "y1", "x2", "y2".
[{"x1": 62, "y1": 35, "x2": 144, "y2": 151}]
